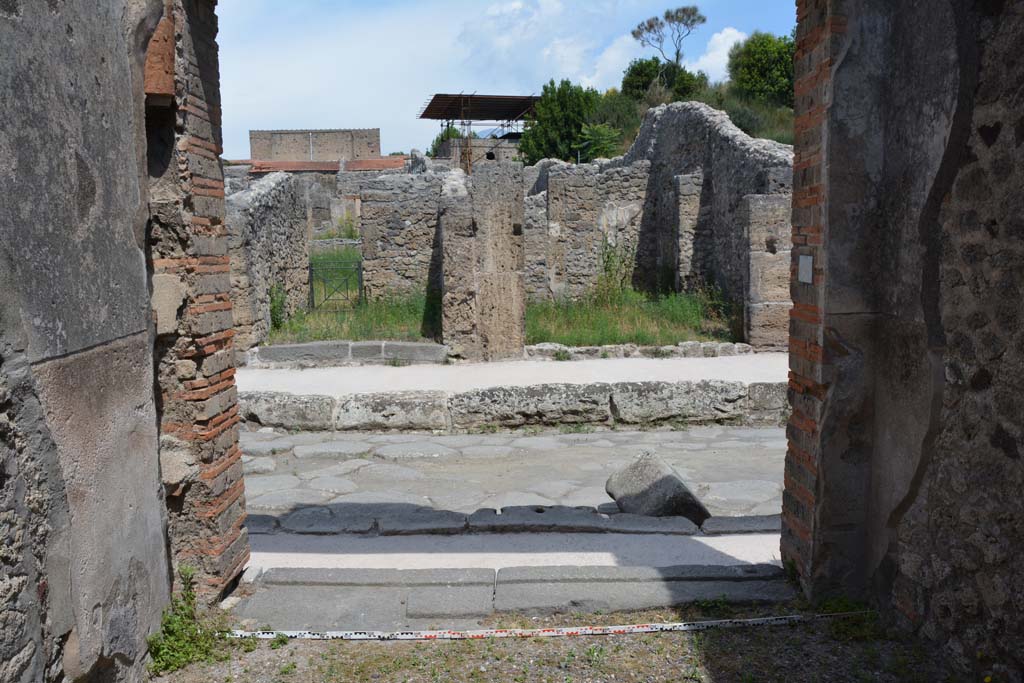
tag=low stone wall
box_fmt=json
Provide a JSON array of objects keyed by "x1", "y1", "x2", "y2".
[
  {"x1": 309, "y1": 238, "x2": 361, "y2": 253},
  {"x1": 227, "y1": 172, "x2": 311, "y2": 354},
  {"x1": 526, "y1": 341, "x2": 755, "y2": 360},
  {"x1": 246, "y1": 341, "x2": 448, "y2": 368},
  {"x1": 238, "y1": 380, "x2": 788, "y2": 433}
]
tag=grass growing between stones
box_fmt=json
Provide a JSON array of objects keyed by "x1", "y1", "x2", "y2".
[
  {"x1": 156, "y1": 602, "x2": 964, "y2": 683},
  {"x1": 526, "y1": 287, "x2": 734, "y2": 347}
]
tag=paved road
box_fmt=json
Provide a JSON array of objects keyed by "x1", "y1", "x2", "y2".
[
  {"x1": 236, "y1": 354, "x2": 789, "y2": 396},
  {"x1": 241, "y1": 426, "x2": 786, "y2": 517}
]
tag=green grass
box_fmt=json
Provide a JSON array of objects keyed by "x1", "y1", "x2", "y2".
[
  {"x1": 268, "y1": 292, "x2": 440, "y2": 345},
  {"x1": 526, "y1": 287, "x2": 733, "y2": 347},
  {"x1": 311, "y1": 245, "x2": 361, "y2": 264},
  {"x1": 268, "y1": 287, "x2": 731, "y2": 347}
]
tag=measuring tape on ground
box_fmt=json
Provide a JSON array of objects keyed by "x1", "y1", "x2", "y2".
[{"x1": 228, "y1": 611, "x2": 871, "y2": 642}]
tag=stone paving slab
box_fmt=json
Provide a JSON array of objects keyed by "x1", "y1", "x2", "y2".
[{"x1": 245, "y1": 532, "x2": 783, "y2": 572}]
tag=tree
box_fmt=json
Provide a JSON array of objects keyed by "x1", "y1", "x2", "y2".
[
  {"x1": 519, "y1": 79, "x2": 601, "y2": 164},
  {"x1": 667, "y1": 64, "x2": 709, "y2": 100},
  {"x1": 631, "y1": 6, "x2": 707, "y2": 67},
  {"x1": 590, "y1": 89, "x2": 642, "y2": 147},
  {"x1": 727, "y1": 31, "x2": 796, "y2": 107},
  {"x1": 578, "y1": 123, "x2": 622, "y2": 162},
  {"x1": 621, "y1": 57, "x2": 663, "y2": 101}
]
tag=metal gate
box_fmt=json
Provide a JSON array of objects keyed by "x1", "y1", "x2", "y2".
[{"x1": 307, "y1": 258, "x2": 363, "y2": 311}]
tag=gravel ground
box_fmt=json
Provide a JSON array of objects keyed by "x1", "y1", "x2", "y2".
[{"x1": 156, "y1": 602, "x2": 963, "y2": 683}]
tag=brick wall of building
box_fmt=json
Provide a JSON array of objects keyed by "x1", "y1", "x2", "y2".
[{"x1": 148, "y1": 0, "x2": 249, "y2": 600}]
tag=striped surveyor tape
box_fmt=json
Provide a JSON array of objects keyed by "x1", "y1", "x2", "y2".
[{"x1": 227, "y1": 612, "x2": 872, "y2": 642}]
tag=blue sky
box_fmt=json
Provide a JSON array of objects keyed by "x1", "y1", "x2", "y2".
[{"x1": 218, "y1": 0, "x2": 796, "y2": 159}]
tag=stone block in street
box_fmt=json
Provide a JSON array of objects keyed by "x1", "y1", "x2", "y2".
[{"x1": 606, "y1": 453, "x2": 711, "y2": 524}]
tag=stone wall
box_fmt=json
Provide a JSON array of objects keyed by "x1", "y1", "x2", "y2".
[
  {"x1": 0, "y1": 1, "x2": 170, "y2": 681},
  {"x1": 624, "y1": 103, "x2": 793, "y2": 301},
  {"x1": 527, "y1": 160, "x2": 649, "y2": 300},
  {"x1": 441, "y1": 164, "x2": 527, "y2": 361},
  {"x1": 147, "y1": 0, "x2": 249, "y2": 603},
  {"x1": 226, "y1": 172, "x2": 311, "y2": 354},
  {"x1": 360, "y1": 162, "x2": 449, "y2": 299},
  {"x1": 784, "y1": 0, "x2": 1023, "y2": 679},
  {"x1": 249, "y1": 128, "x2": 381, "y2": 162}
]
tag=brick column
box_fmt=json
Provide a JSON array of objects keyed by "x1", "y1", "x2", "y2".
[
  {"x1": 781, "y1": 0, "x2": 845, "y2": 594},
  {"x1": 147, "y1": 0, "x2": 248, "y2": 600}
]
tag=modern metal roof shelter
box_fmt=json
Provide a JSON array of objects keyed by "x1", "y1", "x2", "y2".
[{"x1": 418, "y1": 93, "x2": 539, "y2": 126}]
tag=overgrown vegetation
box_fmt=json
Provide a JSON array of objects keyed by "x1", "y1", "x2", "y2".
[
  {"x1": 526, "y1": 241, "x2": 734, "y2": 346},
  {"x1": 267, "y1": 291, "x2": 441, "y2": 345},
  {"x1": 147, "y1": 567, "x2": 227, "y2": 676}
]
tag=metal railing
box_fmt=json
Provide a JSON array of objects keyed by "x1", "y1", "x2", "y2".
[{"x1": 307, "y1": 258, "x2": 363, "y2": 311}]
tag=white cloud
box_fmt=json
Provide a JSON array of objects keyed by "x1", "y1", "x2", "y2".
[
  {"x1": 685, "y1": 27, "x2": 747, "y2": 81},
  {"x1": 580, "y1": 34, "x2": 645, "y2": 91}
]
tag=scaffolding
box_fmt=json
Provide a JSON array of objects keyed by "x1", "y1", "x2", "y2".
[{"x1": 418, "y1": 93, "x2": 539, "y2": 174}]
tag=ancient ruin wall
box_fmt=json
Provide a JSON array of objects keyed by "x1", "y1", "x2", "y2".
[
  {"x1": 227, "y1": 173, "x2": 311, "y2": 354},
  {"x1": 530, "y1": 160, "x2": 649, "y2": 300},
  {"x1": 623, "y1": 102, "x2": 793, "y2": 299},
  {"x1": 360, "y1": 166, "x2": 448, "y2": 299},
  {"x1": 522, "y1": 104, "x2": 793, "y2": 345},
  {"x1": 249, "y1": 128, "x2": 381, "y2": 162},
  {"x1": 0, "y1": 2, "x2": 170, "y2": 681},
  {"x1": 784, "y1": 0, "x2": 1023, "y2": 678},
  {"x1": 147, "y1": 0, "x2": 249, "y2": 603},
  {"x1": 441, "y1": 164, "x2": 527, "y2": 361}
]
